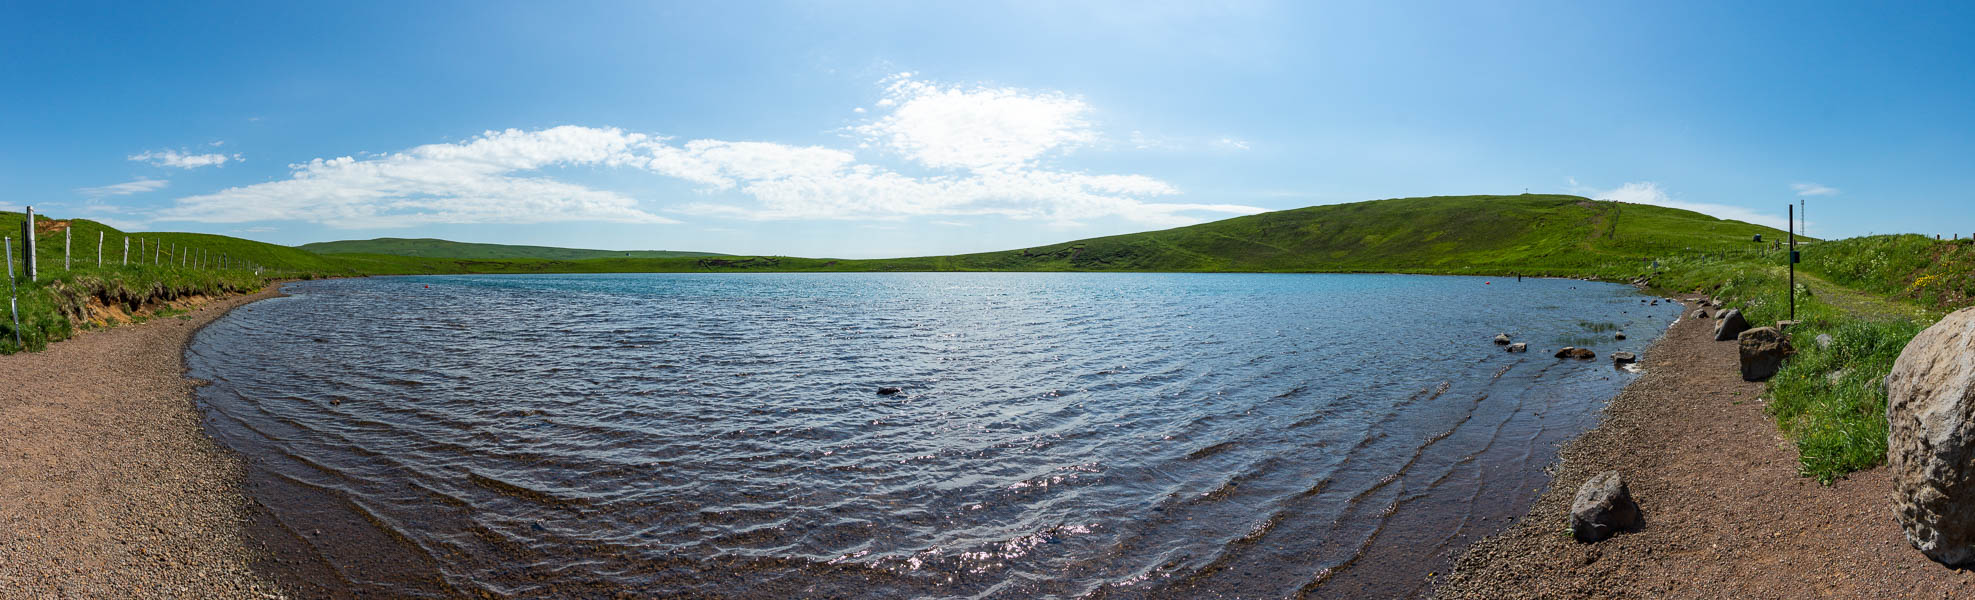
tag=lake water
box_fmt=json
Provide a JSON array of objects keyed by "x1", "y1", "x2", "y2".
[{"x1": 187, "y1": 273, "x2": 1681, "y2": 598}]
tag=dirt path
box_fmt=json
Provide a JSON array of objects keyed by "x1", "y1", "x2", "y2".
[
  {"x1": 0, "y1": 290, "x2": 287, "y2": 598},
  {"x1": 1435, "y1": 297, "x2": 1975, "y2": 599}
]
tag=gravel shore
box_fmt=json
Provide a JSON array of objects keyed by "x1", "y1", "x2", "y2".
[
  {"x1": 1437, "y1": 298, "x2": 1975, "y2": 599},
  {"x1": 0, "y1": 289, "x2": 287, "y2": 598}
]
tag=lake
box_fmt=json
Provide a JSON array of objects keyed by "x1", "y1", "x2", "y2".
[{"x1": 187, "y1": 272, "x2": 1681, "y2": 598}]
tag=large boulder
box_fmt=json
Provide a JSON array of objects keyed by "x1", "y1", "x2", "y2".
[
  {"x1": 1737, "y1": 327, "x2": 1793, "y2": 381},
  {"x1": 1713, "y1": 309, "x2": 1751, "y2": 341},
  {"x1": 1570, "y1": 470, "x2": 1641, "y2": 542},
  {"x1": 1889, "y1": 307, "x2": 1975, "y2": 566}
]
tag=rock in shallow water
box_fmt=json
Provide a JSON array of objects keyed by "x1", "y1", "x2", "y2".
[
  {"x1": 1611, "y1": 351, "x2": 1637, "y2": 365},
  {"x1": 1570, "y1": 470, "x2": 1640, "y2": 543},
  {"x1": 877, "y1": 387, "x2": 902, "y2": 395},
  {"x1": 1737, "y1": 327, "x2": 1793, "y2": 381},
  {"x1": 1506, "y1": 342, "x2": 1527, "y2": 353},
  {"x1": 1493, "y1": 333, "x2": 1512, "y2": 345},
  {"x1": 1889, "y1": 307, "x2": 1975, "y2": 566}
]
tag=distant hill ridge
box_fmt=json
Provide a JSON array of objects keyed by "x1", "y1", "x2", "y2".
[
  {"x1": 299, "y1": 238, "x2": 729, "y2": 260},
  {"x1": 7, "y1": 195, "x2": 1802, "y2": 279}
]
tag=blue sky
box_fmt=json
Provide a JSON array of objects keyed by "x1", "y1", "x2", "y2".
[{"x1": 3, "y1": 1, "x2": 1970, "y2": 258}]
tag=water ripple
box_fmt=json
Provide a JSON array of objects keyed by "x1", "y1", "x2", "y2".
[{"x1": 189, "y1": 272, "x2": 1680, "y2": 598}]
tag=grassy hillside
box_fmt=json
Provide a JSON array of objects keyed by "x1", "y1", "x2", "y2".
[
  {"x1": 868, "y1": 194, "x2": 1796, "y2": 276},
  {"x1": 296, "y1": 194, "x2": 1787, "y2": 277},
  {"x1": 1800, "y1": 234, "x2": 1975, "y2": 312},
  {"x1": 300, "y1": 237, "x2": 727, "y2": 260}
]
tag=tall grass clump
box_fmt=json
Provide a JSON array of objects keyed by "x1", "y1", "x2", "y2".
[{"x1": 1765, "y1": 318, "x2": 1926, "y2": 482}]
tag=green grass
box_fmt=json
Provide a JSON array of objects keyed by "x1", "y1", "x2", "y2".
[
  {"x1": 778, "y1": 194, "x2": 1798, "y2": 277},
  {"x1": 299, "y1": 237, "x2": 728, "y2": 260},
  {"x1": 1800, "y1": 234, "x2": 1975, "y2": 313}
]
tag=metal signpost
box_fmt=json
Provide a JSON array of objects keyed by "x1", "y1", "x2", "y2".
[{"x1": 1788, "y1": 203, "x2": 1797, "y2": 320}]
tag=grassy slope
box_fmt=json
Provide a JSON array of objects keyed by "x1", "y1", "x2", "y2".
[
  {"x1": 904, "y1": 194, "x2": 1795, "y2": 275},
  {"x1": 299, "y1": 237, "x2": 728, "y2": 260},
  {"x1": 290, "y1": 195, "x2": 1796, "y2": 277}
]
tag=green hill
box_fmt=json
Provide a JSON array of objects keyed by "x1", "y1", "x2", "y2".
[
  {"x1": 3, "y1": 195, "x2": 1799, "y2": 282},
  {"x1": 284, "y1": 194, "x2": 1801, "y2": 278},
  {"x1": 300, "y1": 237, "x2": 727, "y2": 260},
  {"x1": 845, "y1": 194, "x2": 1797, "y2": 276}
]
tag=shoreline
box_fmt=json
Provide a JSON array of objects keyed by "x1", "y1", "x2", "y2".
[
  {"x1": 0, "y1": 287, "x2": 287, "y2": 598},
  {"x1": 1435, "y1": 297, "x2": 1975, "y2": 598}
]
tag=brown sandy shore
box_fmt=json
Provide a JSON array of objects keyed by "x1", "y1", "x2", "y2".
[
  {"x1": 1436, "y1": 298, "x2": 1975, "y2": 599},
  {"x1": 0, "y1": 289, "x2": 288, "y2": 598}
]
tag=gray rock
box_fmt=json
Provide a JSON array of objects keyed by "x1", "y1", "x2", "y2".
[
  {"x1": 1612, "y1": 351, "x2": 1638, "y2": 365},
  {"x1": 1493, "y1": 333, "x2": 1512, "y2": 345},
  {"x1": 1615, "y1": 332, "x2": 1628, "y2": 340},
  {"x1": 877, "y1": 387, "x2": 903, "y2": 395},
  {"x1": 1713, "y1": 309, "x2": 1751, "y2": 341},
  {"x1": 1506, "y1": 342, "x2": 1527, "y2": 353},
  {"x1": 1570, "y1": 470, "x2": 1640, "y2": 543},
  {"x1": 1691, "y1": 309, "x2": 1711, "y2": 320},
  {"x1": 1816, "y1": 333, "x2": 1834, "y2": 349},
  {"x1": 1737, "y1": 327, "x2": 1793, "y2": 381},
  {"x1": 1889, "y1": 307, "x2": 1975, "y2": 566}
]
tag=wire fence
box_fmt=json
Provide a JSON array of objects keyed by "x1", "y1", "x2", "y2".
[{"x1": 4, "y1": 205, "x2": 269, "y2": 351}]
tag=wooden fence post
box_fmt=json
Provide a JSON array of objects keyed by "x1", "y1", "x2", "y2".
[
  {"x1": 97, "y1": 231, "x2": 103, "y2": 267},
  {"x1": 64, "y1": 227, "x2": 70, "y2": 271},
  {"x1": 122, "y1": 236, "x2": 129, "y2": 266}
]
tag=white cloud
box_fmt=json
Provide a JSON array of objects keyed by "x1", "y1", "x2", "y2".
[
  {"x1": 76, "y1": 178, "x2": 169, "y2": 198},
  {"x1": 130, "y1": 149, "x2": 239, "y2": 169},
  {"x1": 153, "y1": 76, "x2": 1264, "y2": 229},
  {"x1": 852, "y1": 73, "x2": 1097, "y2": 171},
  {"x1": 159, "y1": 127, "x2": 677, "y2": 228},
  {"x1": 1791, "y1": 182, "x2": 1839, "y2": 196},
  {"x1": 1215, "y1": 137, "x2": 1251, "y2": 151},
  {"x1": 1582, "y1": 181, "x2": 1788, "y2": 230}
]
